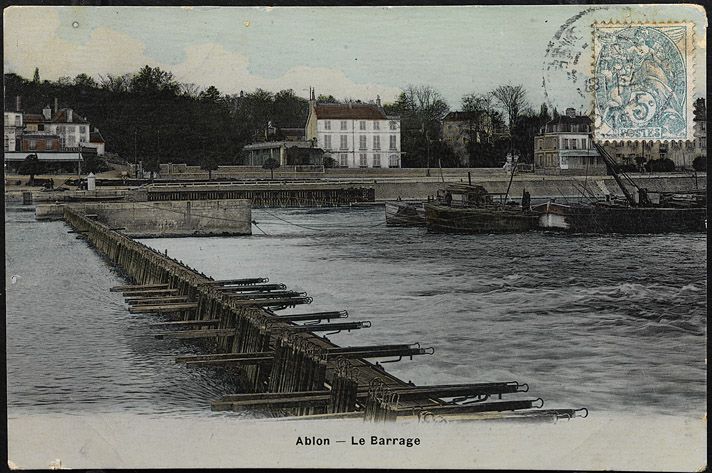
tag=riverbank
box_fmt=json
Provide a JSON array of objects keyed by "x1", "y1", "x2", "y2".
[{"x1": 6, "y1": 171, "x2": 705, "y2": 204}]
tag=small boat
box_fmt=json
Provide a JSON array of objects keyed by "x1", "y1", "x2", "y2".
[
  {"x1": 424, "y1": 184, "x2": 538, "y2": 234},
  {"x1": 385, "y1": 200, "x2": 425, "y2": 226}
]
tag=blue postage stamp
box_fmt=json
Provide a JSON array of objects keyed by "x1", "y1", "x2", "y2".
[{"x1": 592, "y1": 23, "x2": 695, "y2": 142}]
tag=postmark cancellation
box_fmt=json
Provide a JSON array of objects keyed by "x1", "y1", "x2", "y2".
[{"x1": 592, "y1": 22, "x2": 695, "y2": 142}]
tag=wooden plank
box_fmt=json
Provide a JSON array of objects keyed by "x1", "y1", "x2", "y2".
[
  {"x1": 218, "y1": 390, "x2": 331, "y2": 402},
  {"x1": 211, "y1": 395, "x2": 331, "y2": 411},
  {"x1": 154, "y1": 328, "x2": 235, "y2": 340},
  {"x1": 122, "y1": 288, "x2": 179, "y2": 296},
  {"x1": 149, "y1": 319, "x2": 220, "y2": 328},
  {"x1": 126, "y1": 296, "x2": 190, "y2": 305},
  {"x1": 184, "y1": 356, "x2": 274, "y2": 366},
  {"x1": 176, "y1": 352, "x2": 274, "y2": 363},
  {"x1": 110, "y1": 283, "x2": 168, "y2": 292},
  {"x1": 129, "y1": 303, "x2": 198, "y2": 314}
]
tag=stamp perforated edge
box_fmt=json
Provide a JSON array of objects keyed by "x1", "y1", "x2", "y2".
[{"x1": 590, "y1": 20, "x2": 697, "y2": 145}]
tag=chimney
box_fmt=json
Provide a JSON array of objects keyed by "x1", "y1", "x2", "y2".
[
  {"x1": 54, "y1": 97, "x2": 58, "y2": 113},
  {"x1": 565, "y1": 107, "x2": 576, "y2": 118},
  {"x1": 42, "y1": 105, "x2": 52, "y2": 120},
  {"x1": 376, "y1": 95, "x2": 381, "y2": 107},
  {"x1": 15, "y1": 95, "x2": 21, "y2": 111}
]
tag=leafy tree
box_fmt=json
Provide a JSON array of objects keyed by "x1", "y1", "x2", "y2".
[
  {"x1": 18, "y1": 154, "x2": 45, "y2": 184},
  {"x1": 32, "y1": 67, "x2": 40, "y2": 83},
  {"x1": 262, "y1": 157, "x2": 280, "y2": 179},
  {"x1": 645, "y1": 158, "x2": 675, "y2": 172},
  {"x1": 74, "y1": 73, "x2": 97, "y2": 88},
  {"x1": 692, "y1": 156, "x2": 706, "y2": 171},
  {"x1": 389, "y1": 85, "x2": 449, "y2": 167},
  {"x1": 323, "y1": 156, "x2": 337, "y2": 168},
  {"x1": 200, "y1": 153, "x2": 219, "y2": 180},
  {"x1": 199, "y1": 85, "x2": 222, "y2": 103},
  {"x1": 130, "y1": 65, "x2": 180, "y2": 95},
  {"x1": 82, "y1": 153, "x2": 102, "y2": 174},
  {"x1": 317, "y1": 94, "x2": 339, "y2": 103},
  {"x1": 510, "y1": 105, "x2": 551, "y2": 163}
]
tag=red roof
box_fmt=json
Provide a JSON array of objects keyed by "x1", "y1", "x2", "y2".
[
  {"x1": 23, "y1": 113, "x2": 44, "y2": 123},
  {"x1": 314, "y1": 103, "x2": 387, "y2": 120},
  {"x1": 90, "y1": 131, "x2": 105, "y2": 143},
  {"x1": 52, "y1": 108, "x2": 88, "y2": 124}
]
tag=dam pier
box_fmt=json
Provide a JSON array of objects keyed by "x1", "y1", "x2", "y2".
[{"x1": 63, "y1": 205, "x2": 587, "y2": 422}]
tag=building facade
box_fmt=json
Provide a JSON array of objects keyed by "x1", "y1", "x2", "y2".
[
  {"x1": 243, "y1": 141, "x2": 323, "y2": 166},
  {"x1": 83, "y1": 129, "x2": 106, "y2": 156},
  {"x1": 304, "y1": 89, "x2": 401, "y2": 168},
  {"x1": 41, "y1": 105, "x2": 91, "y2": 148},
  {"x1": 19, "y1": 133, "x2": 61, "y2": 152},
  {"x1": 3, "y1": 111, "x2": 23, "y2": 151},
  {"x1": 534, "y1": 108, "x2": 607, "y2": 175}
]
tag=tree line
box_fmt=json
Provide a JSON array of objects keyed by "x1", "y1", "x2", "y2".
[{"x1": 5, "y1": 66, "x2": 558, "y2": 169}]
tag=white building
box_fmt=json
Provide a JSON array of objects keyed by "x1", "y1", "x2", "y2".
[
  {"x1": 304, "y1": 89, "x2": 401, "y2": 168},
  {"x1": 82, "y1": 129, "x2": 106, "y2": 156},
  {"x1": 4, "y1": 111, "x2": 23, "y2": 151},
  {"x1": 41, "y1": 105, "x2": 91, "y2": 148},
  {"x1": 534, "y1": 108, "x2": 607, "y2": 175}
]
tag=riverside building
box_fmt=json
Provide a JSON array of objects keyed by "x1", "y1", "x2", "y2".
[{"x1": 304, "y1": 88, "x2": 402, "y2": 168}]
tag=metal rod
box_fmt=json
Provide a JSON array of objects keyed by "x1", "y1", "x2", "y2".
[
  {"x1": 214, "y1": 283, "x2": 287, "y2": 292},
  {"x1": 286, "y1": 321, "x2": 370, "y2": 333},
  {"x1": 149, "y1": 319, "x2": 220, "y2": 328},
  {"x1": 269, "y1": 311, "x2": 348, "y2": 322},
  {"x1": 198, "y1": 278, "x2": 269, "y2": 286}
]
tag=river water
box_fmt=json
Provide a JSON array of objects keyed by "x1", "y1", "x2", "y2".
[{"x1": 5, "y1": 204, "x2": 707, "y2": 418}]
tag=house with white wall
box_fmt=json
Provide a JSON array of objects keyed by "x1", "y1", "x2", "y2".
[
  {"x1": 41, "y1": 105, "x2": 91, "y2": 149},
  {"x1": 4, "y1": 111, "x2": 23, "y2": 151},
  {"x1": 304, "y1": 89, "x2": 401, "y2": 168}
]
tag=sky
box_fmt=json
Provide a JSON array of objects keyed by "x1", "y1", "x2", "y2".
[{"x1": 3, "y1": 5, "x2": 707, "y2": 112}]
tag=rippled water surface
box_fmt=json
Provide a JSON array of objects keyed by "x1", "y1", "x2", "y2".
[{"x1": 5, "y1": 205, "x2": 707, "y2": 417}]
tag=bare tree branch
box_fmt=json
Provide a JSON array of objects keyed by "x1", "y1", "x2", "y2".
[{"x1": 491, "y1": 85, "x2": 529, "y2": 126}]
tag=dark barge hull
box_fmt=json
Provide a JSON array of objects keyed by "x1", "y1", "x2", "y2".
[
  {"x1": 385, "y1": 201, "x2": 425, "y2": 226},
  {"x1": 536, "y1": 203, "x2": 707, "y2": 233},
  {"x1": 424, "y1": 203, "x2": 538, "y2": 234}
]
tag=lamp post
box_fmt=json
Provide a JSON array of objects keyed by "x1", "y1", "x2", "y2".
[
  {"x1": 133, "y1": 128, "x2": 138, "y2": 178},
  {"x1": 425, "y1": 127, "x2": 431, "y2": 177}
]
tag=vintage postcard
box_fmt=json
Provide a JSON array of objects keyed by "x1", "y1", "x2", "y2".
[{"x1": 3, "y1": 3, "x2": 707, "y2": 471}]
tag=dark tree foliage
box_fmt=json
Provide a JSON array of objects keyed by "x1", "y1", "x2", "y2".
[
  {"x1": 511, "y1": 107, "x2": 552, "y2": 163},
  {"x1": 82, "y1": 153, "x2": 109, "y2": 174},
  {"x1": 323, "y1": 156, "x2": 337, "y2": 168},
  {"x1": 17, "y1": 154, "x2": 45, "y2": 183},
  {"x1": 645, "y1": 158, "x2": 676, "y2": 172},
  {"x1": 200, "y1": 153, "x2": 219, "y2": 180},
  {"x1": 4, "y1": 69, "x2": 310, "y2": 168},
  {"x1": 262, "y1": 157, "x2": 280, "y2": 179},
  {"x1": 692, "y1": 156, "x2": 706, "y2": 171},
  {"x1": 387, "y1": 85, "x2": 449, "y2": 168}
]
